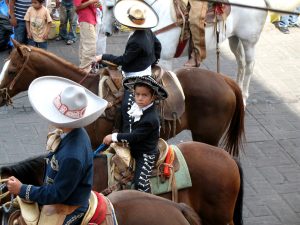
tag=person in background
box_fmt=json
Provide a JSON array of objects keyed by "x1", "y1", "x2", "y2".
[
  {"x1": 95, "y1": 0, "x2": 161, "y2": 134},
  {"x1": 74, "y1": 0, "x2": 99, "y2": 72},
  {"x1": 274, "y1": 6, "x2": 300, "y2": 34},
  {"x1": 103, "y1": 75, "x2": 168, "y2": 193},
  {"x1": 55, "y1": 0, "x2": 77, "y2": 45},
  {"x1": 24, "y1": 0, "x2": 52, "y2": 49},
  {"x1": 9, "y1": 0, "x2": 31, "y2": 44},
  {"x1": 184, "y1": 0, "x2": 208, "y2": 67},
  {"x1": 6, "y1": 76, "x2": 107, "y2": 225}
]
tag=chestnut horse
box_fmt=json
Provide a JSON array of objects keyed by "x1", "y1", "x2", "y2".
[
  {"x1": 0, "y1": 141, "x2": 243, "y2": 225},
  {"x1": 0, "y1": 41, "x2": 245, "y2": 156},
  {"x1": 4, "y1": 191, "x2": 202, "y2": 225}
]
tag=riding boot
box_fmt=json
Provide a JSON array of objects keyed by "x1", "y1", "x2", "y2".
[{"x1": 184, "y1": 49, "x2": 201, "y2": 67}]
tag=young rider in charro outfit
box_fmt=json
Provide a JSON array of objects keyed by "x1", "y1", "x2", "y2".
[
  {"x1": 6, "y1": 76, "x2": 107, "y2": 225},
  {"x1": 95, "y1": 0, "x2": 161, "y2": 133},
  {"x1": 103, "y1": 76, "x2": 168, "y2": 193}
]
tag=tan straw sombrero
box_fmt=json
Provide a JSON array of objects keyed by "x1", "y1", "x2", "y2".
[
  {"x1": 28, "y1": 76, "x2": 108, "y2": 128},
  {"x1": 113, "y1": 0, "x2": 159, "y2": 29}
]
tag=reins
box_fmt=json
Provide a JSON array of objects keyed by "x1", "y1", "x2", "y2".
[
  {"x1": 0, "y1": 177, "x2": 15, "y2": 214},
  {"x1": 154, "y1": 20, "x2": 183, "y2": 35},
  {"x1": 9, "y1": 46, "x2": 31, "y2": 90}
]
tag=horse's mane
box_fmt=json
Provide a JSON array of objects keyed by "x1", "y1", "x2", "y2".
[
  {"x1": 0, "y1": 154, "x2": 46, "y2": 185},
  {"x1": 14, "y1": 45, "x2": 87, "y2": 76}
]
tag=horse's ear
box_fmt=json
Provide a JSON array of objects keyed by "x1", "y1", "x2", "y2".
[{"x1": 11, "y1": 39, "x2": 24, "y2": 57}]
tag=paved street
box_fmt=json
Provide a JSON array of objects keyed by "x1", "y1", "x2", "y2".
[{"x1": 0, "y1": 22, "x2": 300, "y2": 225}]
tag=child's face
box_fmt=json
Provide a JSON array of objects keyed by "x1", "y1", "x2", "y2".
[
  {"x1": 32, "y1": 0, "x2": 42, "y2": 9},
  {"x1": 134, "y1": 86, "x2": 155, "y2": 108}
]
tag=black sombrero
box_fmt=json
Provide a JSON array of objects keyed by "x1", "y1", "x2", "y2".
[{"x1": 123, "y1": 75, "x2": 168, "y2": 100}]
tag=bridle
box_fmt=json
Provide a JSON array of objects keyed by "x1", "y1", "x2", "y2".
[
  {"x1": 0, "y1": 46, "x2": 32, "y2": 106},
  {"x1": 9, "y1": 46, "x2": 32, "y2": 91}
]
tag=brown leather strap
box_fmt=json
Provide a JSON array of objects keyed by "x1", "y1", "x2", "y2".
[
  {"x1": 105, "y1": 78, "x2": 122, "y2": 99},
  {"x1": 9, "y1": 47, "x2": 31, "y2": 90},
  {"x1": 154, "y1": 21, "x2": 183, "y2": 35}
]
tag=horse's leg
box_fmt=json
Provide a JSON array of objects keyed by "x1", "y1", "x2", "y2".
[
  {"x1": 228, "y1": 36, "x2": 246, "y2": 104},
  {"x1": 240, "y1": 40, "x2": 256, "y2": 105}
]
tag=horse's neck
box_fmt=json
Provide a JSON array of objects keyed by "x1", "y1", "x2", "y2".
[
  {"x1": 32, "y1": 51, "x2": 87, "y2": 82},
  {"x1": 145, "y1": 0, "x2": 182, "y2": 59},
  {"x1": 147, "y1": 0, "x2": 176, "y2": 31}
]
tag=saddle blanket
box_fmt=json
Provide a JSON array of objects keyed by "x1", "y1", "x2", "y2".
[{"x1": 150, "y1": 145, "x2": 192, "y2": 195}]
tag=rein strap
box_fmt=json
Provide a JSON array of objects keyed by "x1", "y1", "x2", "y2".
[{"x1": 9, "y1": 47, "x2": 31, "y2": 90}]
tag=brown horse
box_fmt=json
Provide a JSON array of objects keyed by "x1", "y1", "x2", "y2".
[
  {"x1": 0, "y1": 141, "x2": 243, "y2": 225},
  {"x1": 0, "y1": 40, "x2": 244, "y2": 156},
  {"x1": 5, "y1": 190, "x2": 202, "y2": 225}
]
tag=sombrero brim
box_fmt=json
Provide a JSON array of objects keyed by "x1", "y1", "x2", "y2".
[
  {"x1": 123, "y1": 75, "x2": 168, "y2": 100},
  {"x1": 28, "y1": 76, "x2": 108, "y2": 128},
  {"x1": 113, "y1": 0, "x2": 159, "y2": 29}
]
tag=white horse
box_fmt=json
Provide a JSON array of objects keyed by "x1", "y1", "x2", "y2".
[{"x1": 102, "y1": 0, "x2": 300, "y2": 104}]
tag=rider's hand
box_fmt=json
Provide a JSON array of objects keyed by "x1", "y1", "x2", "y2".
[
  {"x1": 6, "y1": 176, "x2": 22, "y2": 195},
  {"x1": 103, "y1": 134, "x2": 112, "y2": 145},
  {"x1": 95, "y1": 55, "x2": 102, "y2": 62}
]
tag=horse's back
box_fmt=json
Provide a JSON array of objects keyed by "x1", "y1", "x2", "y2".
[
  {"x1": 108, "y1": 190, "x2": 201, "y2": 225},
  {"x1": 175, "y1": 67, "x2": 237, "y2": 145},
  {"x1": 227, "y1": 0, "x2": 267, "y2": 38},
  {"x1": 178, "y1": 141, "x2": 240, "y2": 183}
]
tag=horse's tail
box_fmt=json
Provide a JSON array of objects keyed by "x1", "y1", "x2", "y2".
[
  {"x1": 222, "y1": 76, "x2": 245, "y2": 157},
  {"x1": 233, "y1": 159, "x2": 244, "y2": 225},
  {"x1": 178, "y1": 203, "x2": 202, "y2": 225}
]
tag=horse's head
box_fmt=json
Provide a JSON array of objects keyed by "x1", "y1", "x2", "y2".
[
  {"x1": 101, "y1": 0, "x2": 119, "y2": 36},
  {"x1": 0, "y1": 40, "x2": 37, "y2": 107}
]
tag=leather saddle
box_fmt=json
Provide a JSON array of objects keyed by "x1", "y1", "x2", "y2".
[
  {"x1": 106, "y1": 138, "x2": 180, "y2": 186},
  {"x1": 152, "y1": 65, "x2": 185, "y2": 121}
]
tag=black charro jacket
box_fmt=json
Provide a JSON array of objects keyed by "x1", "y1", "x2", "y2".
[
  {"x1": 116, "y1": 104, "x2": 159, "y2": 157},
  {"x1": 102, "y1": 29, "x2": 161, "y2": 72}
]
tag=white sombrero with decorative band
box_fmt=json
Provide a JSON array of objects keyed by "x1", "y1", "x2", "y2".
[
  {"x1": 113, "y1": 0, "x2": 159, "y2": 29},
  {"x1": 28, "y1": 76, "x2": 108, "y2": 128}
]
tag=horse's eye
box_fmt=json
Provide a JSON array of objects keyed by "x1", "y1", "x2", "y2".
[{"x1": 8, "y1": 70, "x2": 16, "y2": 77}]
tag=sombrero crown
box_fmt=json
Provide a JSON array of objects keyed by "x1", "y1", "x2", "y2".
[{"x1": 123, "y1": 75, "x2": 168, "y2": 100}]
